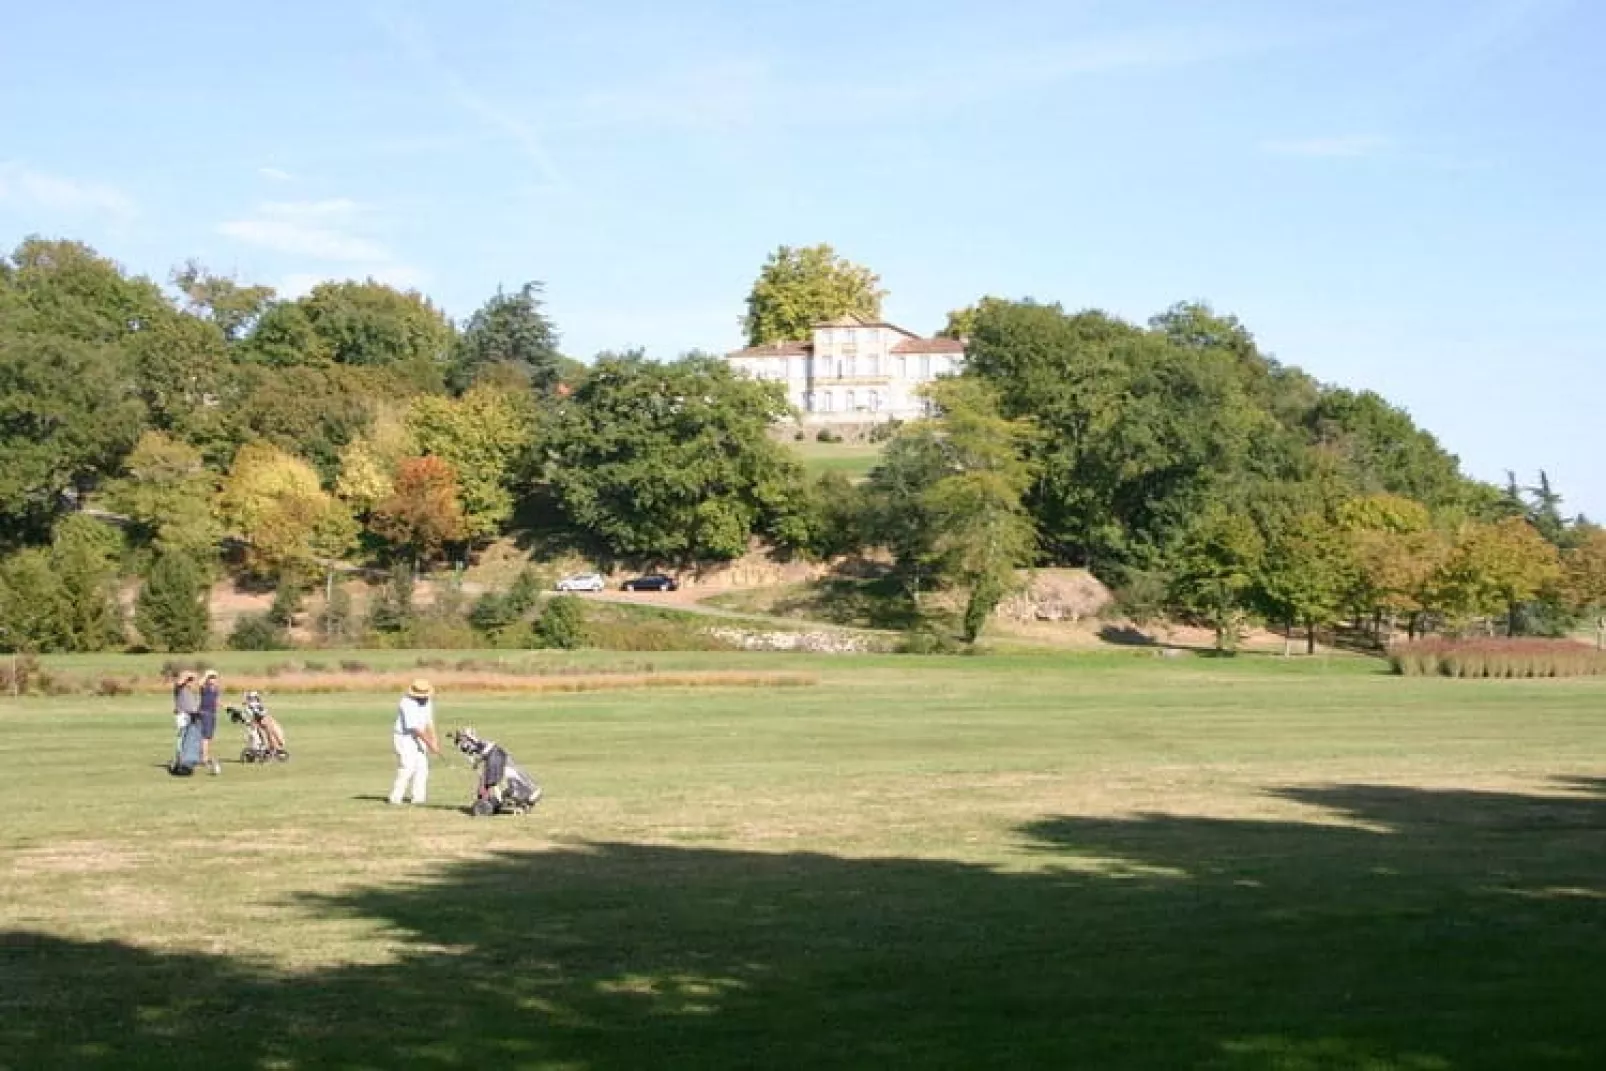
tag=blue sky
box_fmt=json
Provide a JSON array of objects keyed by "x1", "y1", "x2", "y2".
[{"x1": 2, "y1": 1, "x2": 1601, "y2": 512}]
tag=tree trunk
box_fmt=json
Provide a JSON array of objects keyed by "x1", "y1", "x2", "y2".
[
  {"x1": 1283, "y1": 616, "x2": 1293, "y2": 658},
  {"x1": 1306, "y1": 616, "x2": 1317, "y2": 656},
  {"x1": 1507, "y1": 601, "x2": 1519, "y2": 638}
]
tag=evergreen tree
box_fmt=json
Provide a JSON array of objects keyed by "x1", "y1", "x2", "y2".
[{"x1": 135, "y1": 552, "x2": 209, "y2": 652}]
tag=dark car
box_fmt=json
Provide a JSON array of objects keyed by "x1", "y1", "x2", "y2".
[{"x1": 621, "y1": 573, "x2": 678, "y2": 592}]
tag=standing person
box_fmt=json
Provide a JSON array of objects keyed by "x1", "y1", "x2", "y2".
[
  {"x1": 198, "y1": 669, "x2": 222, "y2": 775},
  {"x1": 389, "y1": 679, "x2": 441, "y2": 806},
  {"x1": 171, "y1": 671, "x2": 201, "y2": 772}
]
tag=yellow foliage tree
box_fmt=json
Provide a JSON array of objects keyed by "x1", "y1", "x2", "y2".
[
  {"x1": 217, "y1": 442, "x2": 356, "y2": 578},
  {"x1": 1432, "y1": 518, "x2": 1561, "y2": 637},
  {"x1": 1561, "y1": 526, "x2": 1606, "y2": 647},
  {"x1": 405, "y1": 386, "x2": 533, "y2": 540}
]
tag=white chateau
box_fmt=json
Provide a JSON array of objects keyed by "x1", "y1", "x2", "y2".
[{"x1": 725, "y1": 314, "x2": 965, "y2": 425}]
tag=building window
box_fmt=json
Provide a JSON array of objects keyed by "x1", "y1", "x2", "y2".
[
  {"x1": 845, "y1": 390, "x2": 856, "y2": 411},
  {"x1": 920, "y1": 355, "x2": 932, "y2": 379},
  {"x1": 822, "y1": 391, "x2": 834, "y2": 413},
  {"x1": 870, "y1": 390, "x2": 881, "y2": 412},
  {"x1": 804, "y1": 391, "x2": 815, "y2": 412},
  {"x1": 867, "y1": 355, "x2": 880, "y2": 376},
  {"x1": 846, "y1": 355, "x2": 857, "y2": 378},
  {"x1": 897, "y1": 355, "x2": 907, "y2": 379}
]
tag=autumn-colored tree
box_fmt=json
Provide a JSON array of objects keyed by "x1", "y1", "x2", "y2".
[
  {"x1": 405, "y1": 386, "x2": 533, "y2": 540},
  {"x1": 216, "y1": 442, "x2": 356, "y2": 579},
  {"x1": 1432, "y1": 518, "x2": 1561, "y2": 636},
  {"x1": 1561, "y1": 526, "x2": 1606, "y2": 647},
  {"x1": 1337, "y1": 494, "x2": 1446, "y2": 642},
  {"x1": 371, "y1": 456, "x2": 467, "y2": 563}
]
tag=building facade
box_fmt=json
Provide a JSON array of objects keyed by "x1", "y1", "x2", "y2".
[{"x1": 725, "y1": 315, "x2": 965, "y2": 424}]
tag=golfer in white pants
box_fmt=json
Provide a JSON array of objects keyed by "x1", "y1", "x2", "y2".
[{"x1": 390, "y1": 679, "x2": 442, "y2": 805}]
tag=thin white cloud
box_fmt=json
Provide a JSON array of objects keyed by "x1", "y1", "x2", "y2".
[
  {"x1": 219, "y1": 198, "x2": 426, "y2": 289},
  {"x1": 1262, "y1": 136, "x2": 1389, "y2": 159},
  {"x1": 0, "y1": 161, "x2": 135, "y2": 220},
  {"x1": 259, "y1": 166, "x2": 295, "y2": 182},
  {"x1": 218, "y1": 200, "x2": 390, "y2": 261}
]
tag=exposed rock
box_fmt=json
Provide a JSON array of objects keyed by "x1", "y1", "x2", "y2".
[
  {"x1": 995, "y1": 569, "x2": 1113, "y2": 624},
  {"x1": 704, "y1": 628, "x2": 881, "y2": 654}
]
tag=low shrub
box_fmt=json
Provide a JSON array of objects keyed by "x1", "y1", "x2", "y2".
[
  {"x1": 815, "y1": 428, "x2": 840, "y2": 443},
  {"x1": 895, "y1": 627, "x2": 964, "y2": 655},
  {"x1": 228, "y1": 613, "x2": 291, "y2": 652},
  {"x1": 1389, "y1": 638, "x2": 1606, "y2": 678},
  {"x1": 534, "y1": 596, "x2": 588, "y2": 650}
]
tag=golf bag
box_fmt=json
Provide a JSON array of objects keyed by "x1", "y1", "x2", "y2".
[
  {"x1": 170, "y1": 714, "x2": 204, "y2": 776},
  {"x1": 450, "y1": 727, "x2": 542, "y2": 816},
  {"x1": 229, "y1": 692, "x2": 288, "y2": 763}
]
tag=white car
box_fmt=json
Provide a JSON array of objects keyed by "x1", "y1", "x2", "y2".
[{"x1": 555, "y1": 572, "x2": 605, "y2": 593}]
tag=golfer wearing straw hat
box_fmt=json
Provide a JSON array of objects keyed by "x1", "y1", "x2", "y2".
[{"x1": 389, "y1": 679, "x2": 442, "y2": 806}]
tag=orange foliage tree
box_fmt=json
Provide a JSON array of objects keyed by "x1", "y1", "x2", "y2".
[{"x1": 371, "y1": 456, "x2": 468, "y2": 564}]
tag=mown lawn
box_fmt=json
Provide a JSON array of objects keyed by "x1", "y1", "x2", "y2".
[
  {"x1": 786, "y1": 439, "x2": 884, "y2": 481},
  {"x1": 2, "y1": 651, "x2": 1603, "y2": 1069}
]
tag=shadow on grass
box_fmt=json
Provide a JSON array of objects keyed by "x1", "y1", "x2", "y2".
[{"x1": 3, "y1": 780, "x2": 1603, "y2": 1069}]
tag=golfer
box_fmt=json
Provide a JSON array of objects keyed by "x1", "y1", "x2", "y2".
[
  {"x1": 389, "y1": 679, "x2": 442, "y2": 806},
  {"x1": 198, "y1": 669, "x2": 222, "y2": 775}
]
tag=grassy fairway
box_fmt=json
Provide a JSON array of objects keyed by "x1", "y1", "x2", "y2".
[
  {"x1": 787, "y1": 438, "x2": 884, "y2": 481},
  {"x1": 2, "y1": 652, "x2": 1604, "y2": 1069}
]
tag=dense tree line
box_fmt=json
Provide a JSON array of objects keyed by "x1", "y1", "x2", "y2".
[{"x1": 0, "y1": 237, "x2": 1584, "y2": 652}]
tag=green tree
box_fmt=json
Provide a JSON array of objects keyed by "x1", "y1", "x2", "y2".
[
  {"x1": 239, "y1": 301, "x2": 333, "y2": 368},
  {"x1": 535, "y1": 353, "x2": 806, "y2": 564},
  {"x1": 937, "y1": 296, "x2": 1007, "y2": 341},
  {"x1": 102, "y1": 431, "x2": 221, "y2": 560},
  {"x1": 171, "y1": 261, "x2": 275, "y2": 342},
  {"x1": 916, "y1": 379, "x2": 1038, "y2": 642},
  {"x1": 1169, "y1": 508, "x2": 1265, "y2": 651},
  {"x1": 51, "y1": 514, "x2": 126, "y2": 652},
  {"x1": 295, "y1": 280, "x2": 456, "y2": 391},
  {"x1": 965, "y1": 300, "x2": 1267, "y2": 580},
  {"x1": 0, "y1": 327, "x2": 146, "y2": 543},
  {"x1": 1257, "y1": 512, "x2": 1356, "y2": 654},
  {"x1": 233, "y1": 364, "x2": 385, "y2": 480},
  {"x1": 135, "y1": 552, "x2": 209, "y2": 652},
  {"x1": 0, "y1": 548, "x2": 72, "y2": 652},
  {"x1": 742, "y1": 245, "x2": 885, "y2": 346},
  {"x1": 367, "y1": 564, "x2": 416, "y2": 635},
  {"x1": 1306, "y1": 389, "x2": 1467, "y2": 509},
  {"x1": 452, "y1": 282, "x2": 562, "y2": 392},
  {"x1": 863, "y1": 426, "x2": 951, "y2": 600}
]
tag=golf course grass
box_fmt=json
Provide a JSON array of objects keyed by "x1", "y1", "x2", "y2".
[
  {"x1": 787, "y1": 439, "x2": 884, "y2": 482},
  {"x1": 2, "y1": 650, "x2": 1603, "y2": 1069}
]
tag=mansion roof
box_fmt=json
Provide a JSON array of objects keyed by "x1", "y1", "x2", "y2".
[{"x1": 728, "y1": 316, "x2": 964, "y2": 359}]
